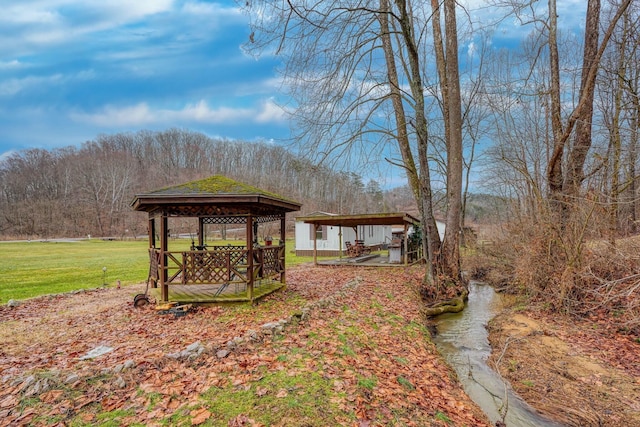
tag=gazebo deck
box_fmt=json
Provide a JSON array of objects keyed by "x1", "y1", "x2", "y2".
[{"x1": 148, "y1": 279, "x2": 285, "y2": 304}]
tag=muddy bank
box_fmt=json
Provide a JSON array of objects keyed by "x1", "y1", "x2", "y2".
[{"x1": 487, "y1": 308, "x2": 640, "y2": 426}]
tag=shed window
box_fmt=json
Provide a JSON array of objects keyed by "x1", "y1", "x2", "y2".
[{"x1": 310, "y1": 225, "x2": 327, "y2": 240}]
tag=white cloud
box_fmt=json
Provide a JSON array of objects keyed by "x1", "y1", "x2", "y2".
[
  {"x1": 70, "y1": 98, "x2": 288, "y2": 127},
  {"x1": 255, "y1": 98, "x2": 287, "y2": 123},
  {"x1": 0, "y1": 74, "x2": 64, "y2": 96},
  {"x1": 0, "y1": 0, "x2": 176, "y2": 56},
  {"x1": 0, "y1": 60, "x2": 24, "y2": 70}
]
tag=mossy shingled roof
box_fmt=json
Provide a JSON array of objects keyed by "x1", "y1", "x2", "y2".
[
  {"x1": 149, "y1": 175, "x2": 290, "y2": 200},
  {"x1": 131, "y1": 175, "x2": 301, "y2": 214}
]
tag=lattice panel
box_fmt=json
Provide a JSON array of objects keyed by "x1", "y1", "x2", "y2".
[
  {"x1": 148, "y1": 249, "x2": 160, "y2": 281},
  {"x1": 181, "y1": 248, "x2": 249, "y2": 285},
  {"x1": 201, "y1": 216, "x2": 247, "y2": 225},
  {"x1": 261, "y1": 247, "x2": 284, "y2": 277}
]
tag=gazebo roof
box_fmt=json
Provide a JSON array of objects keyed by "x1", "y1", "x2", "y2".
[
  {"x1": 296, "y1": 212, "x2": 420, "y2": 227},
  {"x1": 131, "y1": 175, "x2": 301, "y2": 220}
]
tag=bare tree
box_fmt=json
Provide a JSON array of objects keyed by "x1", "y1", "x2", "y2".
[{"x1": 243, "y1": 0, "x2": 469, "y2": 307}]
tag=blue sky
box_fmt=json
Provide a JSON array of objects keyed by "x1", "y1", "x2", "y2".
[
  {"x1": 0, "y1": 0, "x2": 288, "y2": 159},
  {"x1": 0, "y1": 0, "x2": 588, "y2": 181}
]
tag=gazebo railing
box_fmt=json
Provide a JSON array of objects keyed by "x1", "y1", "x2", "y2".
[{"x1": 151, "y1": 245, "x2": 285, "y2": 288}]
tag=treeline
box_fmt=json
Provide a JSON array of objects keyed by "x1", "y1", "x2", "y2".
[{"x1": 0, "y1": 129, "x2": 390, "y2": 239}]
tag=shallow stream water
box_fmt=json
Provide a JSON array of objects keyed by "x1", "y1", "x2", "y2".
[{"x1": 432, "y1": 282, "x2": 562, "y2": 427}]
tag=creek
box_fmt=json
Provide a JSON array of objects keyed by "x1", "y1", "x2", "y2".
[{"x1": 432, "y1": 282, "x2": 562, "y2": 427}]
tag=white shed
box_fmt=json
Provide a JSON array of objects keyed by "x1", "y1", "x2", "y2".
[
  {"x1": 295, "y1": 212, "x2": 392, "y2": 256},
  {"x1": 295, "y1": 212, "x2": 422, "y2": 265}
]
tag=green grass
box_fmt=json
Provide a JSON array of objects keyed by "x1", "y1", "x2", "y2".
[
  {"x1": 0, "y1": 240, "x2": 149, "y2": 302},
  {"x1": 191, "y1": 369, "x2": 346, "y2": 426},
  {"x1": 0, "y1": 239, "x2": 317, "y2": 303}
]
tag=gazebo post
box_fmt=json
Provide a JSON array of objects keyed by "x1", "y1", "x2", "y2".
[
  {"x1": 147, "y1": 216, "x2": 158, "y2": 288},
  {"x1": 160, "y1": 213, "x2": 169, "y2": 302},
  {"x1": 280, "y1": 215, "x2": 286, "y2": 283},
  {"x1": 198, "y1": 218, "x2": 205, "y2": 247},
  {"x1": 247, "y1": 215, "x2": 254, "y2": 301},
  {"x1": 148, "y1": 217, "x2": 156, "y2": 248}
]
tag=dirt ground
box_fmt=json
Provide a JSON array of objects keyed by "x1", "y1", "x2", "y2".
[{"x1": 487, "y1": 308, "x2": 640, "y2": 427}]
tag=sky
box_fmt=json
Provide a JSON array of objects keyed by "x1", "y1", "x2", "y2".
[
  {"x1": 0, "y1": 0, "x2": 288, "y2": 160},
  {"x1": 0, "y1": 0, "x2": 589, "y2": 179}
]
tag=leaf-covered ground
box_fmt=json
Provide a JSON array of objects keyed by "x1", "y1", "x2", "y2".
[
  {"x1": 0, "y1": 265, "x2": 490, "y2": 426},
  {"x1": 488, "y1": 308, "x2": 640, "y2": 426}
]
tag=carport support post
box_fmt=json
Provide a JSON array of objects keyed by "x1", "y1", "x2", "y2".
[
  {"x1": 403, "y1": 223, "x2": 409, "y2": 265},
  {"x1": 160, "y1": 213, "x2": 169, "y2": 302},
  {"x1": 313, "y1": 224, "x2": 318, "y2": 266}
]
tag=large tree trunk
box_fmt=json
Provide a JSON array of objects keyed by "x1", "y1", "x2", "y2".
[
  {"x1": 441, "y1": 0, "x2": 464, "y2": 284},
  {"x1": 562, "y1": 0, "x2": 601, "y2": 206},
  {"x1": 385, "y1": 0, "x2": 441, "y2": 284}
]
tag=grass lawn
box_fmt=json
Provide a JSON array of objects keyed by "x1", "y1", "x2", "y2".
[{"x1": 0, "y1": 239, "x2": 329, "y2": 303}]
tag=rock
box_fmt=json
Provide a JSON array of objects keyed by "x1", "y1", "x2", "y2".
[
  {"x1": 114, "y1": 376, "x2": 126, "y2": 389},
  {"x1": 7, "y1": 299, "x2": 20, "y2": 308},
  {"x1": 22, "y1": 375, "x2": 36, "y2": 389},
  {"x1": 186, "y1": 341, "x2": 202, "y2": 353},
  {"x1": 79, "y1": 345, "x2": 113, "y2": 360},
  {"x1": 65, "y1": 374, "x2": 80, "y2": 384},
  {"x1": 216, "y1": 349, "x2": 230, "y2": 359},
  {"x1": 226, "y1": 340, "x2": 237, "y2": 350},
  {"x1": 123, "y1": 360, "x2": 136, "y2": 370},
  {"x1": 261, "y1": 322, "x2": 280, "y2": 330}
]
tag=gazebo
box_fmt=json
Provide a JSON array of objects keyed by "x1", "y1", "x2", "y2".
[{"x1": 131, "y1": 175, "x2": 301, "y2": 303}]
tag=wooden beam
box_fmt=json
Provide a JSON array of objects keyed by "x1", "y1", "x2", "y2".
[
  {"x1": 247, "y1": 215, "x2": 254, "y2": 301},
  {"x1": 160, "y1": 213, "x2": 169, "y2": 302},
  {"x1": 313, "y1": 224, "x2": 318, "y2": 266}
]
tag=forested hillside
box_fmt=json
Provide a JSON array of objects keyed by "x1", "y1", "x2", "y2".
[{"x1": 0, "y1": 129, "x2": 391, "y2": 239}]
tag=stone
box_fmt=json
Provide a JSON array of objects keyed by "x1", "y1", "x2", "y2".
[
  {"x1": 22, "y1": 375, "x2": 36, "y2": 388},
  {"x1": 79, "y1": 345, "x2": 113, "y2": 360},
  {"x1": 65, "y1": 374, "x2": 80, "y2": 384},
  {"x1": 123, "y1": 360, "x2": 135, "y2": 370},
  {"x1": 7, "y1": 299, "x2": 20, "y2": 308},
  {"x1": 216, "y1": 349, "x2": 230, "y2": 359},
  {"x1": 114, "y1": 376, "x2": 126, "y2": 389},
  {"x1": 186, "y1": 341, "x2": 202, "y2": 353},
  {"x1": 261, "y1": 322, "x2": 279, "y2": 330}
]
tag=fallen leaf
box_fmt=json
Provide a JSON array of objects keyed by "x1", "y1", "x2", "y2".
[
  {"x1": 0, "y1": 395, "x2": 18, "y2": 409},
  {"x1": 276, "y1": 389, "x2": 288, "y2": 398},
  {"x1": 40, "y1": 389, "x2": 64, "y2": 403},
  {"x1": 190, "y1": 407, "x2": 211, "y2": 425}
]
